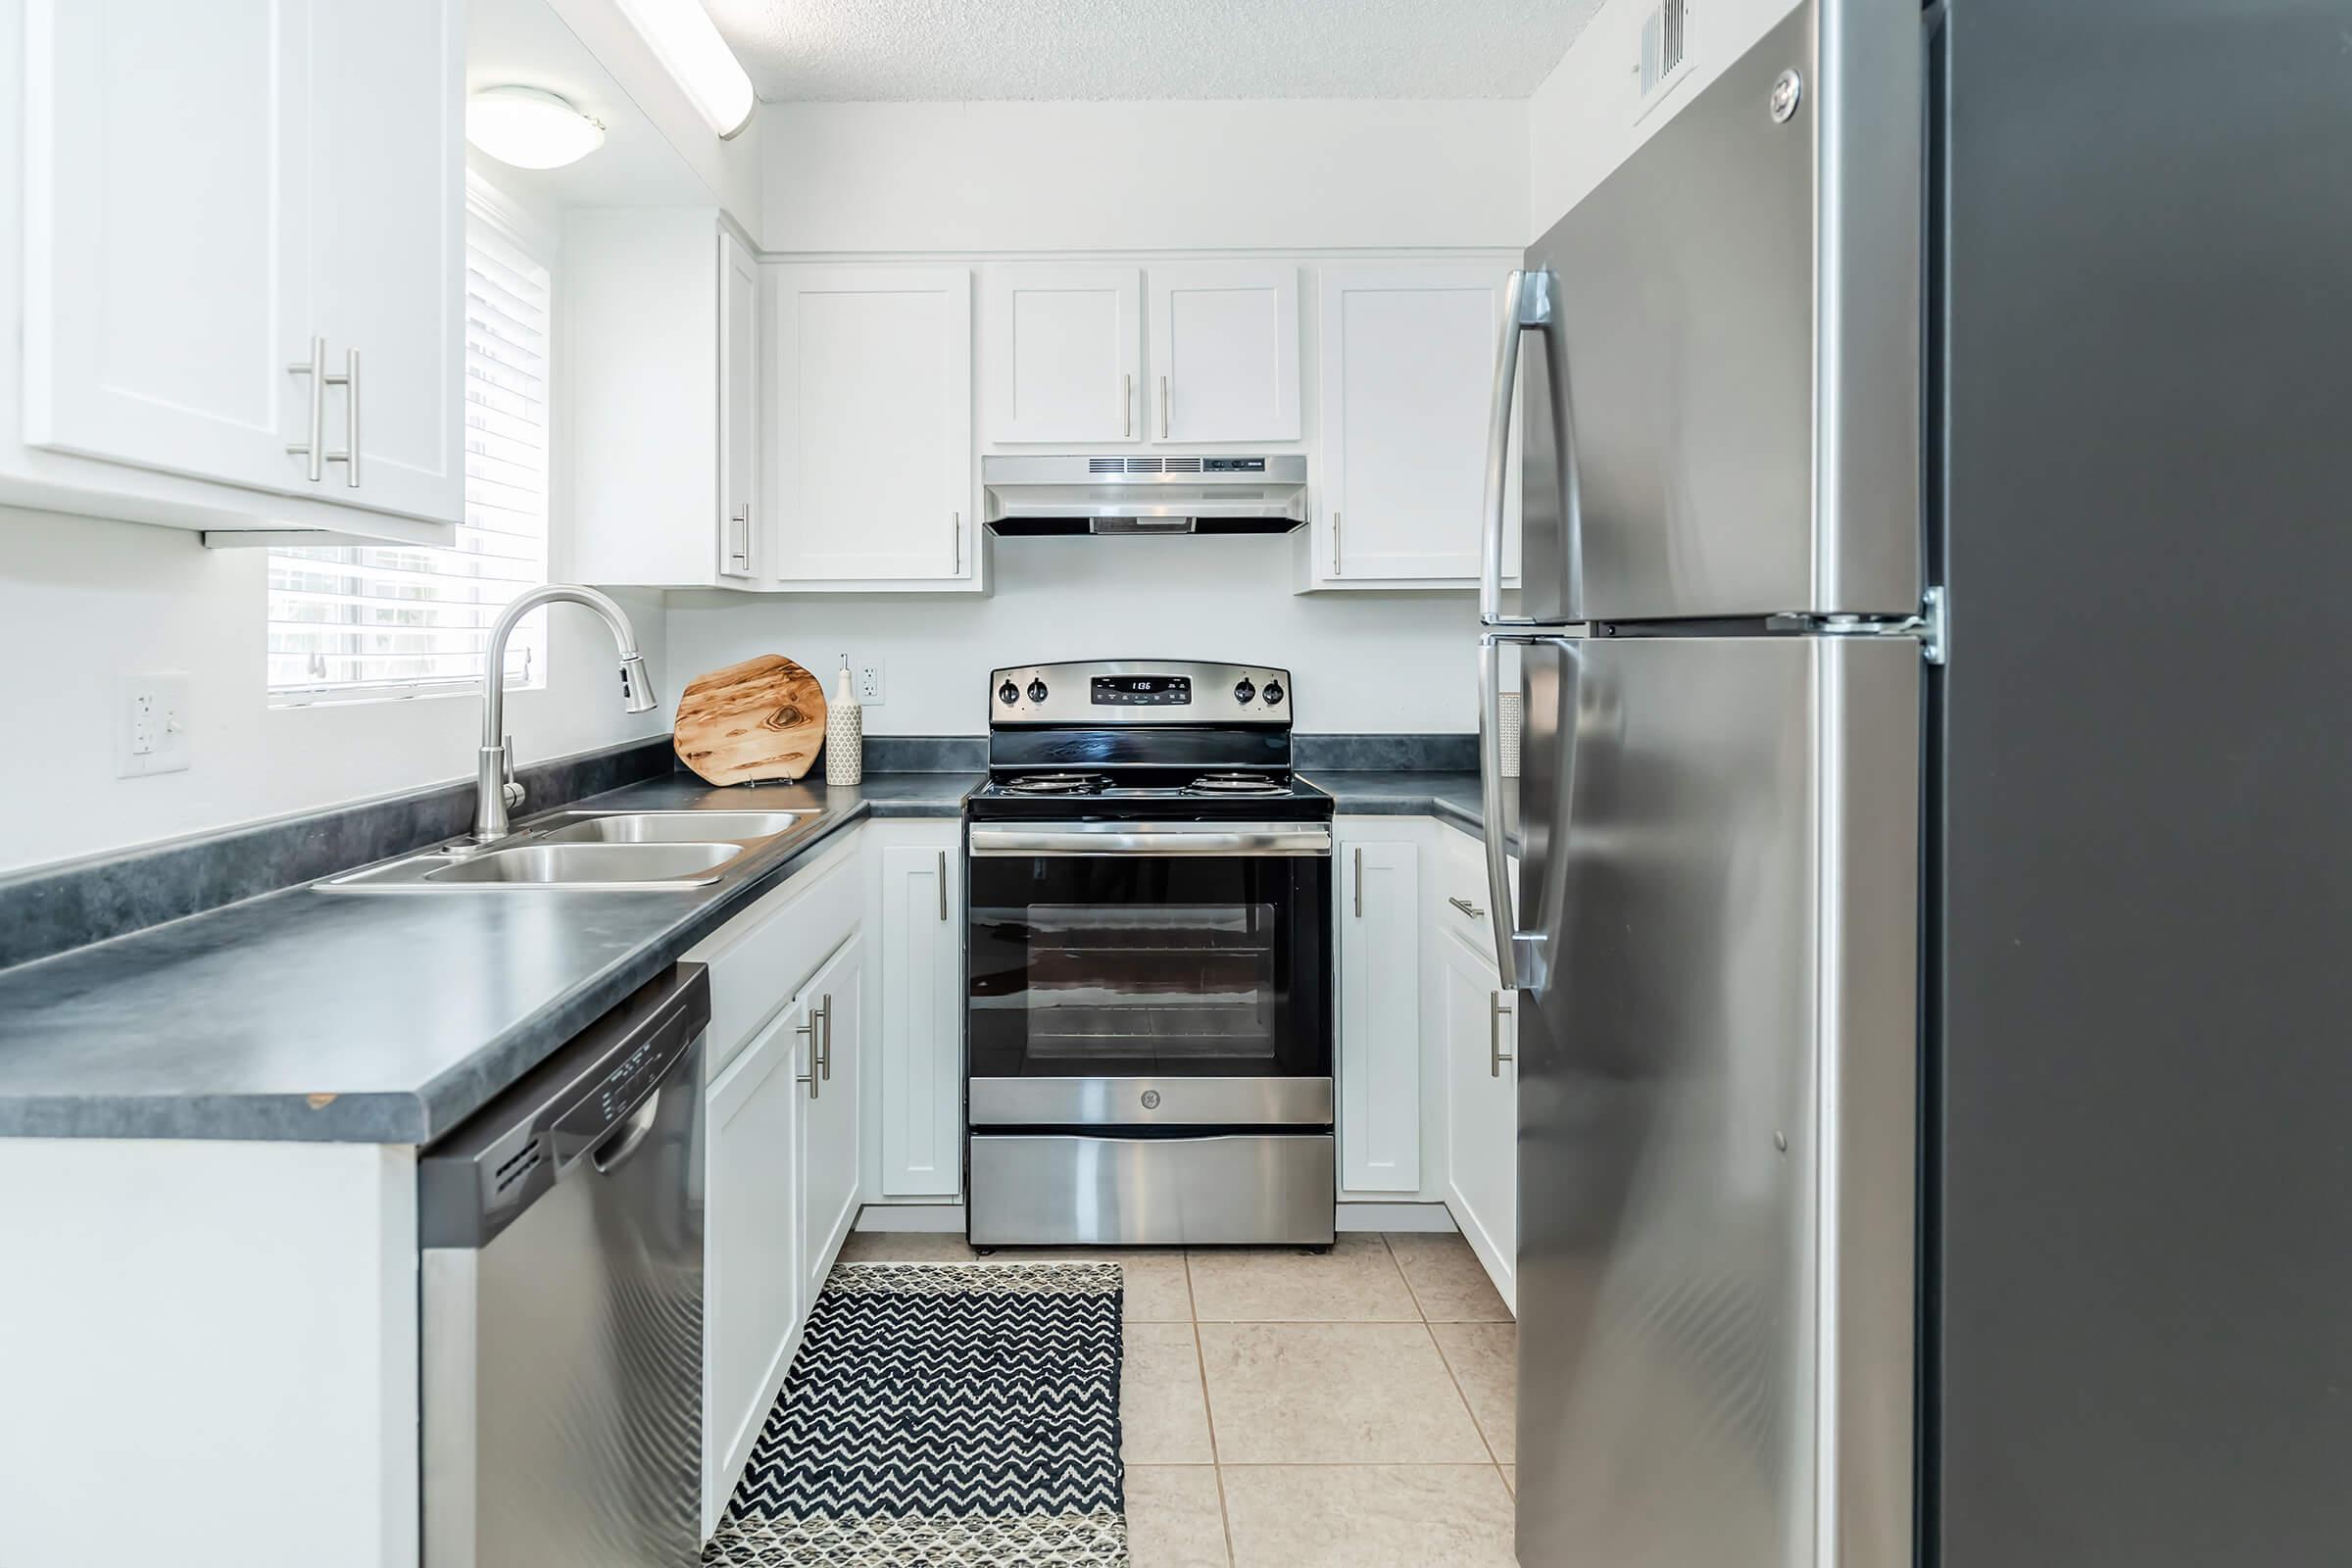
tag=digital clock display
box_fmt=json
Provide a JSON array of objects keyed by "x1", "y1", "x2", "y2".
[{"x1": 1091, "y1": 675, "x2": 1192, "y2": 706}]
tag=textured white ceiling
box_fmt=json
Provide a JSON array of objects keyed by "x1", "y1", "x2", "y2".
[{"x1": 705, "y1": 0, "x2": 1607, "y2": 102}]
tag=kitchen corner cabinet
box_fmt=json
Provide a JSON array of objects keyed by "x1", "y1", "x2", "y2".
[
  {"x1": 1308, "y1": 266, "x2": 1520, "y2": 588},
  {"x1": 870, "y1": 828, "x2": 966, "y2": 1200},
  {"x1": 704, "y1": 993, "x2": 808, "y2": 1529},
  {"x1": 984, "y1": 267, "x2": 1142, "y2": 444},
  {"x1": 1148, "y1": 263, "x2": 1301, "y2": 443},
  {"x1": 565, "y1": 211, "x2": 753, "y2": 589},
  {"x1": 766, "y1": 265, "x2": 978, "y2": 589},
  {"x1": 1441, "y1": 930, "x2": 1517, "y2": 1311},
  {"x1": 1337, "y1": 830, "x2": 1422, "y2": 1194},
  {"x1": 5, "y1": 0, "x2": 463, "y2": 544},
  {"x1": 797, "y1": 935, "x2": 864, "y2": 1307}
]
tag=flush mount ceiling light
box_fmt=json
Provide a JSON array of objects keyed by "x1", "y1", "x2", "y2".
[
  {"x1": 611, "y1": 0, "x2": 757, "y2": 139},
  {"x1": 466, "y1": 86, "x2": 607, "y2": 170}
]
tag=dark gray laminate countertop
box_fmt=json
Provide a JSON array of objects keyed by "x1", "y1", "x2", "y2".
[
  {"x1": 0, "y1": 772, "x2": 975, "y2": 1145},
  {"x1": 1303, "y1": 771, "x2": 1516, "y2": 850}
]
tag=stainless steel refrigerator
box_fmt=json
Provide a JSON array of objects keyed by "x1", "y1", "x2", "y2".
[{"x1": 1484, "y1": 2, "x2": 2352, "y2": 1565}]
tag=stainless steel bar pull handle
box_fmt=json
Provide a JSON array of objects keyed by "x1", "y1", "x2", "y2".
[
  {"x1": 1353, "y1": 847, "x2": 1364, "y2": 918},
  {"x1": 953, "y1": 512, "x2": 962, "y2": 575},
  {"x1": 1159, "y1": 374, "x2": 1170, "y2": 440},
  {"x1": 937, "y1": 850, "x2": 948, "y2": 921},
  {"x1": 340, "y1": 346, "x2": 361, "y2": 487},
  {"x1": 1489, "y1": 991, "x2": 1514, "y2": 1077},
  {"x1": 797, "y1": 1013, "x2": 819, "y2": 1098},
  {"x1": 727, "y1": 505, "x2": 752, "y2": 573},
  {"x1": 1124, "y1": 372, "x2": 1134, "y2": 439},
  {"x1": 1480, "y1": 268, "x2": 1573, "y2": 626},
  {"x1": 286, "y1": 336, "x2": 326, "y2": 482},
  {"x1": 1448, "y1": 897, "x2": 1486, "y2": 919},
  {"x1": 1332, "y1": 512, "x2": 1342, "y2": 576}
]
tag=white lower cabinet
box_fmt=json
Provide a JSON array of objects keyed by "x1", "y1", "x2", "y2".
[
  {"x1": 704, "y1": 997, "x2": 808, "y2": 1532},
  {"x1": 686, "y1": 840, "x2": 865, "y2": 1531},
  {"x1": 797, "y1": 935, "x2": 864, "y2": 1308},
  {"x1": 1337, "y1": 829, "x2": 1422, "y2": 1194},
  {"x1": 1441, "y1": 931, "x2": 1517, "y2": 1312},
  {"x1": 870, "y1": 828, "x2": 965, "y2": 1200}
]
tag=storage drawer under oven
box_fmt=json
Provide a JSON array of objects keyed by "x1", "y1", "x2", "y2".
[{"x1": 968, "y1": 1132, "x2": 1336, "y2": 1247}]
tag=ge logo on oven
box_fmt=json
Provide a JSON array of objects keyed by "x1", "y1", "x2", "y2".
[{"x1": 1140, "y1": 1090, "x2": 1161, "y2": 1110}]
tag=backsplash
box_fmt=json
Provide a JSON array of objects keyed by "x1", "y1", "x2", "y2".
[{"x1": 0, "y1": 738, "x2": 677, "y2": 971}]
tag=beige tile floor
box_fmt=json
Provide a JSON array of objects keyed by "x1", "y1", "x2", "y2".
[{"x1": 837, "y1": 1228, "x2": 1520, "y2": 1567}]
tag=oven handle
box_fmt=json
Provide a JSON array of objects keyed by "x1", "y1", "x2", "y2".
[{"x1": 968, "y1": 822, "x2": 1333, "y2": 858}]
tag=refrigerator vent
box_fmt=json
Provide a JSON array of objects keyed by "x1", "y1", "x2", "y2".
[{"x1": 1638, "y1": 0, "x2": 1690, "y2": 106}]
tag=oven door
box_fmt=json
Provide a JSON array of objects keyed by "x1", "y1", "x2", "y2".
[{"x1": 966, "y1": 820, "x2": 1334, "y2": 1128}]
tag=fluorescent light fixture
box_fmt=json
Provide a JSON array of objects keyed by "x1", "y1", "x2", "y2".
[
  {"x1": 611, "y1": 0, "x2": 757, "y2": 140},
  {"x1": 466, "y1": 86, "x2": 606, "y2": 170}
]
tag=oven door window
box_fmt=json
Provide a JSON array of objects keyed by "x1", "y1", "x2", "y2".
[{"x1": 969, "y1": 853, "x2": 1332, "y2": 1080}]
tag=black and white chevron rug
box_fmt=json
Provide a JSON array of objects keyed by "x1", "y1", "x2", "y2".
[{"x1": 704, "y1": 1261, "x2": 1127, "y2": 1566}]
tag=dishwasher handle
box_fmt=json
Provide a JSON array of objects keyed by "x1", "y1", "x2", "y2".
[{"x1": 419, "y1": 963, "x2": 711, "y2": 1250}]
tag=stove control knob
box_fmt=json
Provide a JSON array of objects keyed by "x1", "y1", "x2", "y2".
[
  {"x1": 998, "y1": 680, "x2": 1019, "y2": 706},
  {"x1": 1233, "y1": 678, "x2": 1256, "y2": 705},
  {"x1": 1027, "y1": 678, "x2": 1050, "y2": 703},
  {"x1": 1261, "y1": 680, "x2": 1285, "y2": 705}
]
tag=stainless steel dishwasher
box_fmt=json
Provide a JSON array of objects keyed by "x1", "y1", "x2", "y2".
[{"x1": 421, "y1": 963, "x2": 710, "y2": 1567}]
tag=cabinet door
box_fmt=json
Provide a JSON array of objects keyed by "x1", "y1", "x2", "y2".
[
  {"x1": 798, "y1": 935, "x2": 865, "y2": 1306},
  {"x1": 985, "y1": 267, "x2": 1141, "y2": 443},
  {"x1": 307, "y1": 0, "x2": 464, "y2": 525},
  {"x1": 1338, "y1": 837, "x2": 1421, "y2": 1193},
  {"x1": 717, "y1": 229, "x2": 760, "y2": 579},
  {"x1": 1147, "y1": 264, "x2": 1300, "y2": 443},
  {"x1": 769, "y1": 267, "x2": 972, "y2": 583},
  {"x1": 1316, "y1": 267, "x2": 1518, "y2": 582},
  {"x1": 705, "y1": 998, "x2": 807, "y2": 1530},
  {"x1": 876, "y1": 841, "x2": 964, "y2": 1199},
  {"x1": 1442, "y1": 933, "x2": 1517, "y2": 1309},
  {"x1": 21, "y1": 0, "x2": 312, "y2": 493}
]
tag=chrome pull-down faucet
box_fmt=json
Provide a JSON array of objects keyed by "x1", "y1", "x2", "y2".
[{"x1": 473, "y1": 585, "x2": 658, "y2": 843}]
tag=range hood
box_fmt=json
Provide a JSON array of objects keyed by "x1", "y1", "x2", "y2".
[{"x1": 982, "y1": 454, "x2": 1308, "y2": 536}]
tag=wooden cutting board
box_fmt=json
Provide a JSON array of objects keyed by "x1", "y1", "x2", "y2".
[{"x1": 672, "y1": 654, "x2": 828, "y2": 785}]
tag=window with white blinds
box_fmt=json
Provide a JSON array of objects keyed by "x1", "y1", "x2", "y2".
[{"x1": 267, "y1": 195, "x2": 553, "y2": 703}]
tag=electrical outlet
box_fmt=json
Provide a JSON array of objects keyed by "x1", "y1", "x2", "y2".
[
  {"x1": 117, "y1": 671, "x2": 192, "y2": 778},
  {"x1": 856, "y1": 660, "x2": 886, "y2": 706}
]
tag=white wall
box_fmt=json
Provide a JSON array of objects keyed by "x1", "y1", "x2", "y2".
[
  {"x1": 763, "y1": 100, "x2": 1527, "y2": 254},
  {"x1": 666, "y1": 533, "x2": 1478, "y2": 736},
  {"x1": 1526, "y1": 0, "x2": 1800, "y2": 238},
  {"x1": 0, "y1": 512, "x2": 667, "y2": 874}
]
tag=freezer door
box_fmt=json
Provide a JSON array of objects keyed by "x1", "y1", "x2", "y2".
[
  {"x1": 1517, "y1": 0, "x2": 1920, "y2": 623},
  {"x1": 1514, "y1": 632, "x2": 1919, "y2": 1568}
]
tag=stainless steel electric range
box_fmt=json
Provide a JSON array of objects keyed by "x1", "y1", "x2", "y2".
[{"x1": 963, "y1": 660, "x2": 1337, "y2": 1248}]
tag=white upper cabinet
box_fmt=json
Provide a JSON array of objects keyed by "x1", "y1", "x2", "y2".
[
  {"x1": 307, "y1": 0, "x2": 464, "y2": 524},
  {"x1": 21, "y1": 0, "x2": 311, "y2": 494},
  {"x1": 768, "y1": 266, "x2": 976, "y2": 586},
  {"x1": 14, "y1": 0, "x2": 463, "y2": 538},
  {"x1": 718, "y1": 229, "x2": 760, "y2": 580},
  {"x1": 1312, "y1": 265, "x2": 1518, "y2": 585},
  {"x1": 984, "y1": 267, "x2": 1141, "y2": 443},
  {"x1": 1148, "y1": 263, "x2": 1300, "y2": 444}
]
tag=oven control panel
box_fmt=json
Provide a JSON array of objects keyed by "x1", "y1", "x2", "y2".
[
  {"x1": 1092, "y1": 674, "x2": 1191, "y2": 707},
  {"x1": 990, "y1": 661, "x2": 1292, "y2": 724}
]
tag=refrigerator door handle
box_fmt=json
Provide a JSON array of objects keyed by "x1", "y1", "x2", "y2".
[
  {"x1": 1480, "y1": 629, "x2": 1579, "y2": 991},
  {"x1": 1480, "y1": 267, "x2": 1575, "y2": 627}
]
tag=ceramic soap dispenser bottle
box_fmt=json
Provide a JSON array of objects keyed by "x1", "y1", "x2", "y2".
[{"x1": 824, "y1": 654, "x2": 863, "y2": 786}]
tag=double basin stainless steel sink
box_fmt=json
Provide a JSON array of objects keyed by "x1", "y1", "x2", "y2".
[{"x1": 317, "y1": 810, "x2": 823, "y2": 892}]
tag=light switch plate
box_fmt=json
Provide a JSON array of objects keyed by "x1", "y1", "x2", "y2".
[{"x1": 117, "y1": 671, "x2": 192, "y2": 777}]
